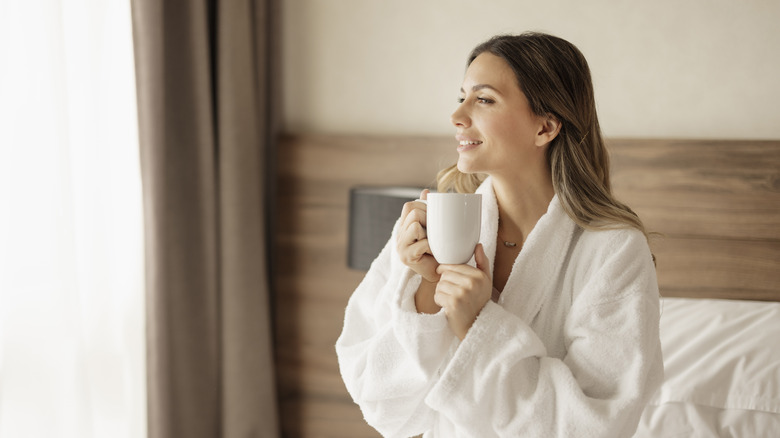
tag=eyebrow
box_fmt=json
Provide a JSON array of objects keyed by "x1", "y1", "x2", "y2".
[{"x1": 460, "y1": 84, "x2": 501, "y2": 94}]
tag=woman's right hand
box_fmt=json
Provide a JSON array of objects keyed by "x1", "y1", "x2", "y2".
[{"x1": 397, "y1": 189, "x2": 440, "y2": 283}]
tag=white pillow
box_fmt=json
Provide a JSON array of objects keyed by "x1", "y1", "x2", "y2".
[{"x1": 635, "y1": 298, "x2": 780, "y2": 437}]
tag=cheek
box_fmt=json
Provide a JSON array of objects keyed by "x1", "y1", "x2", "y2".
[
  {"x1": 481, "y1": 114, "x2": 514, "y2": 142},
  {"x1": 495, "y1": 113, "x2": 537, "y2": 145},
  {"x1": 488, "y1": 116, "x2": 529, "y2": 151}
]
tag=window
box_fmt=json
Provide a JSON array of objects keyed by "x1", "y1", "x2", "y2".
[{"x1": 0, "y1": 1, "x2": 145, "y2": 437}]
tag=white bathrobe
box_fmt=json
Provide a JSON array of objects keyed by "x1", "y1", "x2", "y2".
[{"x1": 336, "y1": 177, "x2": 663, "y2": 438}]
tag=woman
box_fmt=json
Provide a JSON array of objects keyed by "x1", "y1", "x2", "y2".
[{"x1": 336, "y1": 32, "x2": 663, "y2": 437}]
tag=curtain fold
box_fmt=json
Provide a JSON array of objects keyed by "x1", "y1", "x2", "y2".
[{"x1": 130, "y1": 1, "x2": 280, "y2": 437}]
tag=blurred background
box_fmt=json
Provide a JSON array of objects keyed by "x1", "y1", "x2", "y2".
[
  {"x1": 0, "y1": 1, "x2": 777, "y2": 437},
  {"x1": 282, "y1": 0, "x2": 780, "y2": 138}
]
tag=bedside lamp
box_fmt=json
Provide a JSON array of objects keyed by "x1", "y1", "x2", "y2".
[{"x1": 347, "y1": 186, "x2": 424, "y2": 271}]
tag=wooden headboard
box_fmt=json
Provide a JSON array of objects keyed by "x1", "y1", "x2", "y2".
[
  {"x1": 609, "y1": 139, "x2": 780, "y2": 301},
  {"x1": 273, "y1": 135, "x2": 780, "y2": 437}
]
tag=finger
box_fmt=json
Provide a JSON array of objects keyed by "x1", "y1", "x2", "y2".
[
  {"x1": 397, "y1": 221, "x2": 422, "y2": 255},
  {"x1": 400, "y1": 200, "x2": 416, "y2": 224},
  {"x1": 438, "y1": 270, "x2": 480, "y2": 297},
  {"x1": 434, "y1": 272, "x2": 457, "y2": 290},
  {"x1": 433, "y1": 288, "x2": 451, "y2": 309},
  {"x1": 436, "y1": 261, "x2": 479, "y2": 276},
  {"x1": 418, "y1": 257, "x2": 441, "y2": 283},
  {"x1": 400, "y1": 203, "x2": 427, "y2": 230},
  {"x1": 398, "y1": 220, "x2": 426, "y2": 251},
  {"x1": 400, "y1": 197, "x2": 428, "y2": 224},
  {"x1": 396, "y1": 230, "x2": 417, "y2": 253},
  {"x1": 399, "y1": 220, "x2": 426, "y2": 245},
  {"x1": 406, "y1": 207, "x2": 428, "y2": 229},
  {"x1": 420, "y1": 188, "x2": 430, "y2": 201},
  {"x1": 474, "y1": 244, "x2": 491, "y2": 278},
  {"x1": 436, "y1": 267, "x2": 476, "y2": 293},
  {"x1": 433, "y1": 282, "x2": 465, "y2": 309},
  {"x1": 407, "y1": 238, "x2": 433, "y2": 261}
]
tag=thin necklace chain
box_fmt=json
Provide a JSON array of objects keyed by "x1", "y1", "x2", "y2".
[{"x1": 498, "y1": 215, "x2": 521, "y2": 248}]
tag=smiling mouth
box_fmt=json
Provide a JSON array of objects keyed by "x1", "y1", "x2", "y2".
[{"x1": 457, "y1": 140, "x2": 482, "y2": 153}]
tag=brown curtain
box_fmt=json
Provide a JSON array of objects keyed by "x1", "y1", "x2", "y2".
[{"x1": 130, "y1": 1, "x2": 280, "y2": 437}]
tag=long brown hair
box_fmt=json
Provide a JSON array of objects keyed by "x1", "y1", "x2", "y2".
[{"x1": 439, "y1": 32, "x2": 650, "y2": 239}]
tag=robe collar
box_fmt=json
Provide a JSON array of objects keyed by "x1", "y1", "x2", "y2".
[{"x1": 476, "y1": 177, "x2": 578, "y2": 324}]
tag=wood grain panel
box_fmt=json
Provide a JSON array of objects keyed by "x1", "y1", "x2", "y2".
[
  {"x1": 652, "y1": 236, "x2": 780, "y2": 301},
  {"x1": 274, "y1": 135, "x2": 460, "y2": 437},
  {"x1": 273, "y1": 134, "x2": 780, "y2": 438},
  {"x1": 278, "y1": 134, "x2": 458, "y2": 196},
  {"x1": 609, "y1": 139, "x2": 780, "y2": 240},
  {"x1": 278, "y1": 398, "x2": 377, "y2": 438}
]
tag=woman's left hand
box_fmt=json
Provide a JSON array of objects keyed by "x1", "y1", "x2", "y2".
[{"x1": 434, "y1": 244, "x2": 492, "y2": 340}]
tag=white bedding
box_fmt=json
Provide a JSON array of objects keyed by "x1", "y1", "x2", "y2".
[{"x1": 634, "y1": 298, "x2": 780, "y2": 437}]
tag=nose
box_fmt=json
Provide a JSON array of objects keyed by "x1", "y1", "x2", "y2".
[{"x1": 450, "y1": 102, "x2": 470, "y2": 128}]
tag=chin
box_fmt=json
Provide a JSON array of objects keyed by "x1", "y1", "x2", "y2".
[{"x1": 457, "y1": 157, "x2": 483, "y2": 174}]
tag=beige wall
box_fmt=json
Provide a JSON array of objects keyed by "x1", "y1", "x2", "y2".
[{"x1": 282, "y1": 0, "x2": 780, "y2": 139}]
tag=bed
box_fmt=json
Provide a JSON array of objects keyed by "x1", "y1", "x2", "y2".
[
  {"x1": 610, "y1": 139, "x2": 780, "y2": 436},
  {"x1": 274, "y1": 135, "x2": 780, "y2": 437}
]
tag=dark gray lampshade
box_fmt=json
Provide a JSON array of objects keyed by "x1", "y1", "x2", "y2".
[{"x1": 348, "y1": 186, "x2": 424, "y2": 270}]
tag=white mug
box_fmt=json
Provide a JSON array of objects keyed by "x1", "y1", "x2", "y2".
[{"x1": 424, "y1": 193, "x2": 482, "y2": 264}]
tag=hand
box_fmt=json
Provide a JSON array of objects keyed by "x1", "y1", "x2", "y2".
[
  {"x1": 396, "y1": 189, "x2": 440, "y2": 283},
  {"x1": 434, "y1": 244, "x2": 492, "y2": 340}
]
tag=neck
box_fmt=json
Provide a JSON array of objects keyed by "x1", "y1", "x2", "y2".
[{"x1": 492, "y1": 169, "x2": 555, "y2": 245}]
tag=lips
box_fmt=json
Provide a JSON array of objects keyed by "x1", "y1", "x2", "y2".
[{"x1": 456, "y1": 137, "x2": 483, "y2": 152}]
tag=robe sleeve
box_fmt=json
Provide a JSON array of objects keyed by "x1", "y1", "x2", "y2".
[
  {"x1": 335, "y1": 220, "x2": 457, "y2": 437},
  {"x1": 424, "y1": 229, "x2": 664, "y2": 437}
]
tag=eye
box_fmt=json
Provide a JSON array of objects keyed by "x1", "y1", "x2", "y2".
[
  {"x1": 457, "y1": 97, "x2": 465, "y2": 104},
  {"x1": 477, "y1": 97, "x2": 495, "y2": 104}
]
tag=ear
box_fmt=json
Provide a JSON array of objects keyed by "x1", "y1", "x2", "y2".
[{"x1": 534, "y1": 113, "x2": 562, "y2": 147}]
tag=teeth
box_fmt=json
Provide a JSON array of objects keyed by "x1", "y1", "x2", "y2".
[{"x1": 459, "y1": 140, "x2": 482, "y2": 145}]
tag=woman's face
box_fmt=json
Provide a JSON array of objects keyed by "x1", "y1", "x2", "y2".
[{"x1": 451, "y1": 52, "x2": 547, "y2": 177}]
